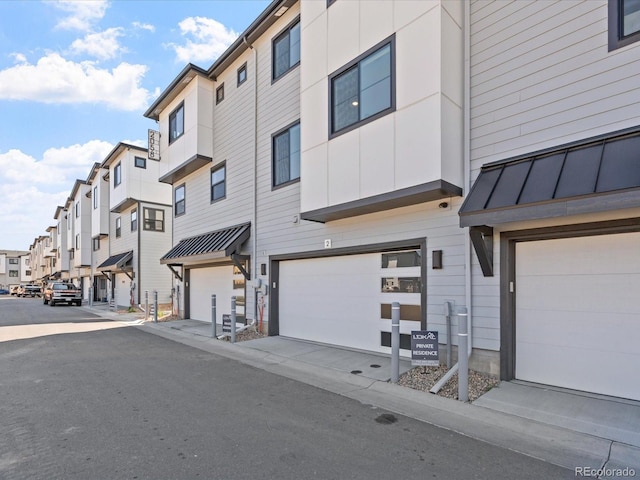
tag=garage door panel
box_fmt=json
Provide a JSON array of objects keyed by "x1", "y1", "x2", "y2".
[
  {"x1": 190, "y1": 266, "x2": 234, "y2": 322},
  {"x1": 516, "y1": 232, "x2": 640, "y2": 401}
]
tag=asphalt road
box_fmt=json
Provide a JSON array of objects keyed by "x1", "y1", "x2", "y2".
[{"x1": 0, "y1": 296, "x2": 573, "y2": 480}]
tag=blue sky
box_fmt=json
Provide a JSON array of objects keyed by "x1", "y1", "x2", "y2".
[{"x1": 0, "y1": 0, "x2": 270, "y2": 251}]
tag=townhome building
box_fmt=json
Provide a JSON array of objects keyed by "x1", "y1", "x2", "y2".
[
  {"x1": 28, "y1": 235, "x2": 48, "y2": 285},
  {"x1": 460, "y1": 0, "x2": 640, "y2": 401},
  {"x1": 45, "y1": 225, "x2": 59, "y2": 282},
  {"x1": 66, "y1": 179, "x2": 92, "y2": 299},
  {"x1": 0, "y1": 250, "x2": 29, "y2": 290},
  {"x1": 97, "y1": 142, "x2": 173, "y2": 310},
  {"x1": 87, "y1": 162, "x2": 111, "y2": 302},
  {"x1": 53, "y1": 205, "x2": 71, "y2": 282}
]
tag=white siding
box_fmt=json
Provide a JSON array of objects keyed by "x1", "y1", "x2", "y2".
[{"x1": 138, "y1": 202, "x2": 173, "y2": 304}]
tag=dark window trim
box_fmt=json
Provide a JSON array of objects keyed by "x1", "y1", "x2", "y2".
[
  {"x1": 237, "y1": 62, "x2": 247, "y2": 86},
  {"x1": 115, "y1": 216, "x2": 122, "y2": 238},
  {"x1": 216, "y1": 83, "x2": 225, "y2": 104},
  {"x1": 174, "y1": 183, "x2": 186, "y2": 217},
  {"x1": 328, "y1": 34, "x2": 396, "y2": 139},
  {"x1": 499, "y1": 217, "x2": 640, "y2": 381},
  {"x1": 609, "y1": 0, "x2": 640, "y2": 50},
  {"x1": 134, "y1": 156, "x2": 147, "y2": 169},
  {"x1": 131, "y1": 208, "x2": 138, "y2": 232},
  {"x1": 114, "y1": 162, "x2": 122, "y2": 187},
  {"x1": 143, "y1": 207, "x2": 165, "y2": 232},
  {"x1": 93, "y1": 186, "x2": 98, "y2": 209},
  {"x1": 169, "y1": 102, "x2": 185, "y2": 144},
  {"x1": 210, "y1": 161, "x2": 227, "y2": 204},
  {"x1": 271, "y1": 119, "x2": 301, "y2": 190},
  {"x1": 271, "y1": 16, "x2": 301, "y2": 83}
]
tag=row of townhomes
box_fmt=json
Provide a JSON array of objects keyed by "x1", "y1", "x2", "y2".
[
  {"x1": 26, "y1": 0, "x2": 640, "y2": 403},
  {"x1": 0, "y1": 250, "x2": 31, "y2": 289}
]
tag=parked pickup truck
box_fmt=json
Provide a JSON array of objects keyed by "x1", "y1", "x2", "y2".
[
  {"x1": 43, "y1": 282, "x2": 82, "y2": 306},
  {"x1": 18, "y1": 284, "x2": 42, "y2": 297}
]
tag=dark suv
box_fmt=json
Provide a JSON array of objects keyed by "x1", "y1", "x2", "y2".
[{"x1": 43, "y1": 282, "x2": 82, "y2": 306}]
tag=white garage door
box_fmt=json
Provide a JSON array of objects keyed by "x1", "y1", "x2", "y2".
[
  {"x1": 279, "y1": 251, "x2": 421, "y2": 356},
  {"x1": 189, "y1": 266, "x2": 245, "y2": 323},
  {"x1": 516, "y1": 232, "x2": 640, "y2": 401}
]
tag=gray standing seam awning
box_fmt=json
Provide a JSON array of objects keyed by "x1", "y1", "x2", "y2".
[
  {"x1": 160, "y1": 223, "x2": 250, "y2": 266},
  {"x1": 459, "y1": 126, "x2": 640, "y2": 277},
  {"x1": 97, "y1": 251, "x2": 133, "y2": 271}
]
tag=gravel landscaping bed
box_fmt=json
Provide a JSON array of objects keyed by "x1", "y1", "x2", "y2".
[{"x1": 398, "y1": 365, "x2": 499, "y2": 402}]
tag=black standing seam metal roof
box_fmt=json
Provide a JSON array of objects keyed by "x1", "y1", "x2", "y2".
[
  {"x1": 161, "y1": 223, "x2": 250, "y2": 262},
  {"x1": 459, "y1": 128, "x2": 640, "y2": 226},
  {"x1": 97, "y1": 251, "x2": 133, "y2": 270}
]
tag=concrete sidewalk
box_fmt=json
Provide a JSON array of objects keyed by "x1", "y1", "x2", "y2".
[{"x1": 83, "y1": 307, "x2": 640, "y2": 477}]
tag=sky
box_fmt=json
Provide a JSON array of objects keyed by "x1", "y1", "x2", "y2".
[{"x1": 0, "y1": 0, "x2": 270, "y2": 251}]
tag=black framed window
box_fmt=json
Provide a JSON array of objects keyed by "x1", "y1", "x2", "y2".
[
  {"x1": 272, "y1": 122, "x2": 300, "y2": 187},
  {"x1": 211, "y1": 163, "x2": 226, "y2": 202},
  {"x1": 131, "y1": 209, "x2": 137, "y2": 232},
  {"x1": 237, "y1": 63, "x2": 247, "y2": 86},
  {"x1": 134, "y1": 156, "x2": 146, "y2": 168},
  {"x1": 114, "y1": 162, "x2": 121, "y2": 187},
  {"x1": 115, "y1": 217, "x2": 121, "y2": 238},
  {"x1": 216, "y1": 84, "x2": 225, "y2": 104},
  {"x1": 169, "y1": 103, "x2": 184, "y2": 143},
  {"x1": 93, "y1": 186, "x2": 98, "y2": 209},
  {"x1": 175, "y1": 184, "x2": 185, "y2": 216},
  {"x1": 272, "y1": 19, "x2": 300, "y2": 80},
  {"x1": 75, "y1": 234, "x2": 80, "y2": 249},
  {"x1": 330, "y1": 36, "x2": 395, "y2": 137},
  {"x1": 93, "y1": 237, "x2": 100, "y2": 251},
  {"x1": 75, "y1": 201, "x2": 79, "y2": 217},
  {"x1": 143, "y1": 208, "x2": 164, "y2": 231},
  {"x1": 609, "y1": 0, "x2": 640, "y2": 50}
]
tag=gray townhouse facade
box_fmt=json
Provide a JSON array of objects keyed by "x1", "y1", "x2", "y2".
[{"x1": 0, "y1": 250, "x2": 30, "y2": 289}]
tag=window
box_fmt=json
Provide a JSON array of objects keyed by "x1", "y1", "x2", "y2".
[
  {"x1": 169, "y1": 103, "x2": 184, "y2": 143},
  {"x1": 272, "y1": 122, "x2": 300, "y2": 187},
  {"x1": 9, "y1": 270, "x2": 18, "y2": 277},
  {"x1": 330, "y1": 36, "x2": 395, "y2": 137},
  {"x1": 175, "y1": 184, "x2": 186, "y2": 216},
  {"x1": 237, "y1": 63, "x2": 247, "y2": 86},
  {"x1": 144, "y1": 208, "x2": 164, "y2": 231},
  {"x1": 609, "y1": 0, "x2": 640, "y2": 49},
  {"x1": 135, "y1": 156, "x2": 146, "y2": 169},
  {"x1": 75, "y1": 201, "x2": 79, "y2": 218},
  {"x1": 116, "y1": 217, "x2": 121, "y2": 238},
  {"x1": 114, "y1": 162, "x2": 122, "y2": 187},
  {"x1": 272, "y1": 19, "x2": 300, "y2": 80},
  {"x1": 93, "y1": 237, "x2": 100, "y2": 251},
  {"x1": 75, "y1": 234, "x2": 80, "y2": 249},
  {"x1": 93, "y1": 186, "x2": 98, "y2": 209},
  {"x1": 216, "y1": 84, "x2": 225, "y2": 104},
  {"x1": 131, "y1": 209, "x2": 137, "y2": 232},
  {"x1": 9, "y1": 258, "x2": 18, "y2": 264},
  {"x1": 211, "y1": 164, "x2": 226, "y2": 202}
]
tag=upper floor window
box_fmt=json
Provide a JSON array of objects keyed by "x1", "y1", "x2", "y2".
[
  {"x1": 272, "y1": 122, "x2": 300, "y2": 187},
  {"x1": 169, "y1": 103, "x2": 184, "y2": 143},
  {"x1": 216, "y1": 84, "x2": 225, "y2": 104},
  {"x1": 9, "y1": 258, "x2": 18, "y2": 264},
  {"x1": 237, "y1": 63, "x2": 247, "y2": 86},
  {"x1": 93, "y1": 237, "x2": 100, "y2": 251},
  {"x1": 175, "y1": 184, "x2": 186, "y2": 216},
  {"x1": 115, "y1": 217, "x2": 122, "y2": 238},
  {"x1": 609, "y1": 0, "x2": 640, "y2": 50},
  {"x1": 144, "y1": 208, "x2": 164, "y2": 232},
  {"x1": 75, "y1": 201, "x2": 79, "y2": 218},
  {"x1": 93, "y1": 186, "x2": 98, "y2": 209},
  {"x1": 114, "y1": 162, "x2": 122, "y2": 187},
  {"x1": 330, "y1": 36, "x2": 395, "y2": 137},
  {"x1": 211, "y1": 163, "x2": 226, "y2": 202},
  {"x1": 135, "y1": 156, "x2": 146, "y2": 169},
  {"x1": 273, "y1": 19, "x2": 300, "y2": 80},
  {"x1": 131, "y1": 209, "x2": 138, "y2": 232},
  {"x1": 9, "y1": 270, "x2": 18, "y2": 277},
  {"x1": 75, "y1": 234, "x2": 80, "y2": 249}
]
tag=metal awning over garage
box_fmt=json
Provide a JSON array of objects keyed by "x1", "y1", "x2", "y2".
[
  {"x1": 98, "y1": 251, "x2": 133, "y2": 271},
  {"x1": 460, "y1": 127, "x2": 640, "y2": 276},
  {"x1": 160, "y1": 223, "x2": 251, "y2": 279}
]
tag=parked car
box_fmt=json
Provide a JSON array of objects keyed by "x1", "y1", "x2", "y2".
[
  {"x1": 11, "y1": 285, "x2": 22, "y2": 296},
  {"x1": 43, "y1": 282, "x2": 82, "y2": 306},
  {"x1": 0, "y1": 288, "x2": 9, "y2": 295},
  {"x1": 18, "y1": 284, "x2": 42, "y2": 297}
]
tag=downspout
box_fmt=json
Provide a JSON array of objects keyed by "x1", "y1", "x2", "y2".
[
  {"x1": 244, "y1": 35, "x2": 259, "y2": 328},
  {"x1": 431, "y1": 0, "x2": 472, "y2": 393}
]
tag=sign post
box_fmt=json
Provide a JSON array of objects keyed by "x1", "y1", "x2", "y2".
[{"x1": 411, "y1": 331, "x2": 439, "y2": 367}]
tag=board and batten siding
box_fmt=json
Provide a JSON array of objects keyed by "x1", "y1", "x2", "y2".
[{"x1": 138, "y1": 202, "x2": 173, "y2": 304}]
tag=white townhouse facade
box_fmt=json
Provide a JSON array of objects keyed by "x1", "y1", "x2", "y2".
[
  {"x1": 97, "y1": 143, "x2": 173, "y2": 310},
  {"x1": 0, "y1": 250, "x2": 29, "y2": 289},
  {"x1": 460, "y1": 0, "x2": 640, "y2": 401},
  {"x1": 66, "y1": 179, "x2": 93, "y2": 299},
  {"x1": 87, "y1": 162, "x2": 111, "y2": 302},
  {"x1": 53, "y1": 205, "x2": 71, "y2": 282}
]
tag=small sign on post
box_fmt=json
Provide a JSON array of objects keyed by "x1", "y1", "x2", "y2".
[
  {"x1": 222, "y1": 314, "x2": 231, "y2": 334},
  {"x1": 411, "y1": 331, "x2": 439, "y2": 366}
]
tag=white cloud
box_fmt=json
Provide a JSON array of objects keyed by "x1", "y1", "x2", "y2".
[
  {"x1": 0, "y1": 53, "x2": 152, "y2": 111},
  {"x1": 53, "y1": 0, "x2": 109, "y2": 32},
  {"x1": 69, "y1": 27, "x2": 126, "y2": 60},
  {"x1": 0, "y1": 140, "x2": 114, "y2": 250},
  {"x1": 132, "y1": 21, "x2": 155, "y2": 33},
  {"x1": 168, "y1": 16, "x2": 238, "y2": 64}
]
